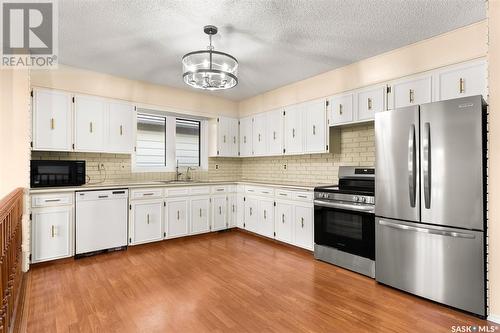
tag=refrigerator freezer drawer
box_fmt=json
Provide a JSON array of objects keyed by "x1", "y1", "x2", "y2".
[{"x1": 375, "y1": 217, "x2": 485, "y2": 316}]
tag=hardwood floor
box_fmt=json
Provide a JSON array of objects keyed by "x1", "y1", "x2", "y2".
[{"x1": 21, "y1": 230, "x2": 490, "y2": 332}]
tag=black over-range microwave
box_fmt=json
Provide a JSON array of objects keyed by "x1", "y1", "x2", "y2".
[{"x1": 30, "y1": 160, "x2": 86, "y2": 188}]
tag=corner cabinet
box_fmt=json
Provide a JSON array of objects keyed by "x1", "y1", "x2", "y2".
[
  {"x1": 32, "y1": 89, "x2": 73, "y2": 151},
  {"x1": 209, "y1": 116, "x2": 239, "y2": 157}
]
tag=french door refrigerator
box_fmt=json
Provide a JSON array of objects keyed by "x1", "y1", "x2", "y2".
[{"x1": 375, "y1": 95, "x2": 487, "y2": 317}]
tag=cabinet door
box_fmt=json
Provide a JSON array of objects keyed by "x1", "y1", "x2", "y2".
[
  {"x1": 131, "y1": 200, "x2": 163, "y2": 244},
  {"x1": 236, "y1": 192, "x2": 245, "y2": 228},
  {"x1": 166, "y1": 199, "x2": 188, "y2": 238},
  {"x1": 217, "y1": 117, "x2": 230, "y2": 156},
  {"x1": 244, "y1": 196, "x2": 259, "y2": 232},
  {"x1": 212, "y1": 195, "x2": 227, "y2": 231},
  {"x1": 108, "y1": 101, "x2": 135, "y2": 154},
  {"x1": 393, "y1": 76, "x2": 432, "y2": 109},
  {"x1": 252, "y1": 113, "x2": 267, "y2": 156},
  {"x1": 294, "y1": 205, "x2": 313, "y2": 250},
  {"x1": 258, "y1": 199, "x2": 275, "y2": 238},
  {"x1": 32, "y1": 207, "x2": 72, "y2": 263},
  {"x1": 267, "y1": 109, "x2": 284, "y2": 156},
  {"x1": 305, "y1": 99, "x2": 327, "y2": 153},
  {"x1": 284, "y1": 104, "x2": 304, "y2": 154},
  {"x1": 32, "y1": 89, "x2": 73, "y2": 151},
  {"x1": 330, "y1": 93, "x2": 354, "y2": 125},
  {"x1": 275, "y1": 201, "x2": 293, "y2": 244},
  {"x1": 190, "y1": 197, "x2": 210, "y2": 234},
  {"x1": 357, "y1": 86, "x2": 385, "y2": 121},
  {"x1": 228, "y1": 118, "x2": 239, "y2": 156},
  {"x1": 239, "y1": 116, "x2": 253, "y2": 157},
  {"x1": 74, "y1": 95, "x2": 106, "y2": 152},
  {"x1": 436, "y1": 60, "x2": 486, "y2": 101},
  {"x1": 228, "y1": 194, "x2": 237, "y2": 228}
]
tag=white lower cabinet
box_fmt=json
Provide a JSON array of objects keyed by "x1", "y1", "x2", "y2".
[
  {"x1": 31, "y1": 206, "x2": 73, "y2": 263},
  {"x1": 166, "y1": 198, "x2": 189, "y2": 239},
  {"x1": 244, "y1": 196, "x2": 259, "y2": 232},
  {"x1": 130, "y1": 200, "x2": 163, "y2": 245},
  {"x1": 258, "y1": 198, "x2": 275, "y2": 238},
  {"x1": 236, "y1": 188, "x2": 245, "y2": 228},
  {"x1": 211, "y1": 195, "x2": 228, "y2": 231},
  {"x1": 294, "y1": 205, "x2": 314, "y2": 250},
  {"x1": 228, "y1": 194, "x2": 237, "y2": 228},
  {"x1": 274, "y1": 201, "x2": 294, "y2": 244},
  {"x1": 190, "y1": 196, "x2": 210, "y2": 234}
]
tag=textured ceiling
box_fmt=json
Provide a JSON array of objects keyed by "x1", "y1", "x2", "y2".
[{"x1": 58, "y1": 0, "x2": 486, "y2": 101}]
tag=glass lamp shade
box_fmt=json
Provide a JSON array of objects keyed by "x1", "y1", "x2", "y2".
[{"x1": 182, "y1": 50, "x2": 238, "y2": 90}]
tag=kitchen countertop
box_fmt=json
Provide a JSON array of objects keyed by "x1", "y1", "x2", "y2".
[{"x1": 29, "y1": 179, "x2": 325, "y2": 194}]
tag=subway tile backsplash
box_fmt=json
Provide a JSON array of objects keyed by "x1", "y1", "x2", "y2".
[{"x1": 31, "y1": 123, "x2": 374, "y2": 186}]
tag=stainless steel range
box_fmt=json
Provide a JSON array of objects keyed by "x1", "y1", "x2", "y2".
[{"x1": 314, "y1": 166, "x2": 375, "y2": 278}]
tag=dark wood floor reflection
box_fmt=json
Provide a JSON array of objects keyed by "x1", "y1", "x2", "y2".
[{"x1": 22, "y1": 230, "x2": 489, "y2": 332}]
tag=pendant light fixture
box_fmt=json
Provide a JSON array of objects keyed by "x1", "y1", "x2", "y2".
[{"x1": 182, "y1": 25, "x2": 238, "y2": 90}]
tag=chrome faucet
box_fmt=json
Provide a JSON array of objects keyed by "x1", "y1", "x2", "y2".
[{"x1": 175, "y1": 160, "x2": 182, "y2": 181}]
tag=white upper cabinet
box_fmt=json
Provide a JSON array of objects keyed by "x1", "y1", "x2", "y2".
[
  {"x1": 330, "y1": 92, "x2": 354, "y2": 125},
  {"x1": 239, "y1": 116, "x2": 253, "y2": 157},
  {"x1": 392, "y1": 75, "x2": 432, "y2": 109},
  {"x1": 357, "y1": 86, "x2": 385, "y2": 121},
  {"x1": 252, "y1": 113, "x2": 267, "y2": 156},
  {"x1": 284, "y1": 103, "x2": 304, "y2": 154},
  {"x1": 304, "y1": 99, "x2": 327, "y2": 153},
  {"x1": 209, "y1": 116, "x2": 239, "y2": 157},
  {"x1": 32, "y1": 89, "x2": 73, "y2": 151},
  {"x1": 266, "y1": 109, "x2": 284, "y2": 156},
  {"x1": 435, "y1": 59, "x2": 487, "y2": 101},
  {"x1": 108, "y1": 101, "x2": 135, "y2": 154},
  {"x1": 74, "y1": 95, "x2": 106, "y2": 152}
]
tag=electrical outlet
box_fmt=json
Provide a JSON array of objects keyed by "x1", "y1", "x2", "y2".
[
  {"x1": 120, "y1": 162, "x2": 126, "y2": 169},
  {"x1": 283, "y1": 163, "x2": 287, "y2": 170},
  {"x1": 98, "y1": 163, "x2": 105, "y2": 171},
  {"x1": 215, "y1": 164, "x2": 219, "y2": 170}
]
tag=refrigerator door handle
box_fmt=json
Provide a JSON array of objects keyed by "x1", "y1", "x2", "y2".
[
  {"x1": 378, "y1": 220, "x2": 475, "y2": 239},
  {"x1": 408, "y1": 124, "x2": 417, "y2": 207},
  {"x1": 423, "y1": 122, "x2": 431, "y2": 209}
]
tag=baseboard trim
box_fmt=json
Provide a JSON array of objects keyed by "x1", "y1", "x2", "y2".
[{"x1": 488, "y1": 313, "x2": 500, "y2": 324}]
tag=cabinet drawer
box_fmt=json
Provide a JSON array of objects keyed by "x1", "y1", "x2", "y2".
[
  {"x1": 245, "y1": 186, "x2": 274, "y2": 197},
  {"x1": 293, "y1": 192, "x2": 313, "y2": 202},
  {"x1": 31, "y1": 193, "x2": 73, "y2": 208},
  {"x1": 131, "y1": 188, "x2": 163, "y2": 199},
  {"x1": 165, "y1": 187, "x2": 190, "y2": 197},
  {"x1": 190, "y1": 186, "x2": 210, "y2": 196},
  {"x1": 211, "y1": 185, "x2": 228, "y2": 194},
  {"x1": 226, "y1": 185, "x2": 237, "y2": 193},
  {"x1": 275, "y1": 190, "x2": 294, "y2": 199}
]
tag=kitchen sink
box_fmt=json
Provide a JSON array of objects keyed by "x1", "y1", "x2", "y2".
[{"x1": 158, "y1": 180, "x2": 203, "y2": 184}]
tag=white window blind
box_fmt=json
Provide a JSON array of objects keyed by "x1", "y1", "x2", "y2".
[
  {"x1": 175, "y1": 119, "x2": 201, "y2": 167},
  {"x1": 135, "y1": 114, "x2": 166, "y2": 168}
]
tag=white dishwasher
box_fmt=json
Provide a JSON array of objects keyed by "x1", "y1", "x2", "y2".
[{"x1": 76, "y1": 189, "x2": 128, "y2": 255}]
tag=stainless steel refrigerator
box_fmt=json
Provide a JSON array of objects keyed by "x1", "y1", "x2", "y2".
[{"x1": 375, "y1": 95, "x2": 487, "y2": 317}]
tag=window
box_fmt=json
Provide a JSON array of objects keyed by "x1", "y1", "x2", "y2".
[
  {"x1": 135, "y1": 114, "x2": 166, "y2": 168},
  {"x1": 175, "y1": 119, "x2": 201, "y2": 167},
  {"x1": 133, "y1": 110, "x2": 206, "y2": 171}
]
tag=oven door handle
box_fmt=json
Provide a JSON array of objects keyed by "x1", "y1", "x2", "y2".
[{"x1": 314, "y1": 200, "x2": 375, "y2": 213}]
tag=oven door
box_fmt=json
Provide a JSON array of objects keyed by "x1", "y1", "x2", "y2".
[{"x1": 314, "y1": 200, "x2": 375, "y2": 260}]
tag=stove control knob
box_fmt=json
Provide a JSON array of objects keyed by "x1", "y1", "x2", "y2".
[
  {"x1": 361, "y1": 197, "x2": 367, "y2": 203},
  {"x1": 354, "y1": 196, "x2": 359, "y2": 202}
]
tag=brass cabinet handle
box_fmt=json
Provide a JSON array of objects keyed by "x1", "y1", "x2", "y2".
[
  {"x1": 177, "y1": 210, "x2": 180, "y2": 220},
  {"x1": 282, "y1": 214, "x2": 285, "y2": 223},
  {"x1": 147, "y1": 214, "x2": 150, "y2": 224},
  {"x1": 250, "y1": 207, "x2": 252, "y2": 216},
  {"x1": 368, "y1": 98, "x2": 373, "y2": 110},
  {"x1": 244, "y1": 136, "x2": 246, "y2": 144},
  {"x1": 459, "y1": 78, "x2": 465, "y2": 94},
  {"x1": 223, "y1": 135, "x2": 226, "y2": 143},
  {"x1": 258, "y1": 133, "x2": 261, "y2": 142},
  {"x1": 313, "y1": 125, "x2": 316, "y2": 135},
  {"x1": 339, "y1": 104, "x2": 343, "y2": 115},
  {"x1": 90, "y1": 122, "x2": 93, "y2": 133},
  {"x1": 233, "y1": 136, "x2": 236, "y2": 144},
  {"x1": 50, "y1": 118, "x2": 55, "y2": 130},
  {"x1": 301, "y1": 217, "x2": 304, "y2": 228},
  {"x1": 51, "y1": 225, "x2": 55, "y2": 238},
  {"x1": 409, "y1": 89, "x2": 415, "y2": 103},
  {"x1": 264, "y1": 209, "x2": 267, "y2": 220},
  {"x1": 219, "y1": 206, "x2": 222, "y2": 215},
  {"x1": 120, "y1": 125, "x2": 123, "y2": 136},
  {"x1": 273, "y1": 131, "x2": 276, "y2": 140},
  {"x1": 199, "y1": 208, "x2": 202, "y2": 217},
  {"x1": 292, "y1": 128, "x2": 295, "y2": 138}
]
